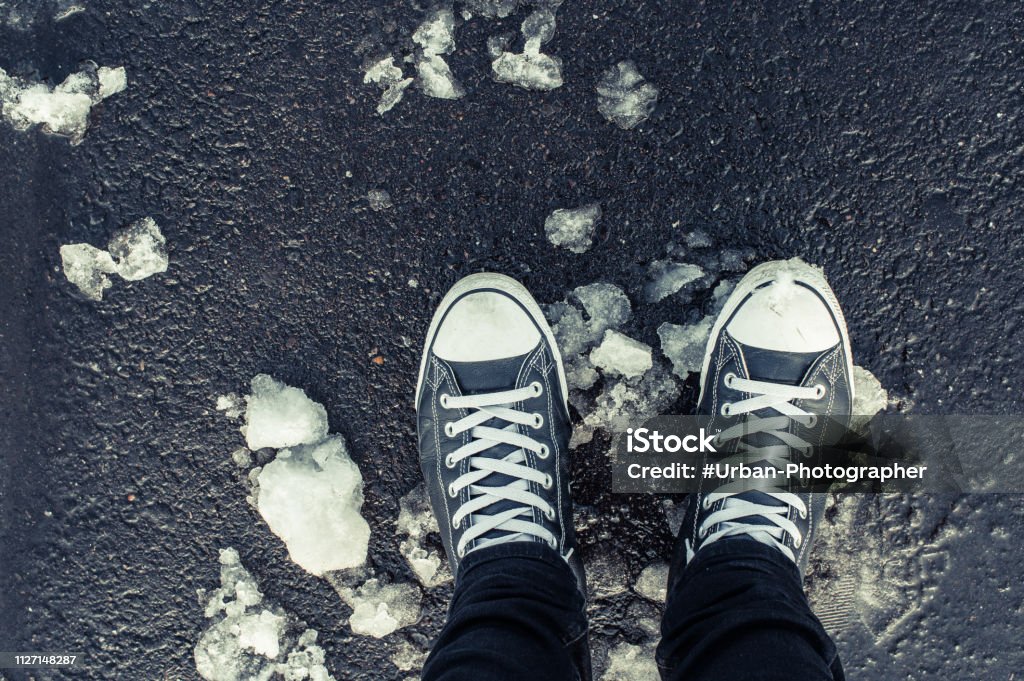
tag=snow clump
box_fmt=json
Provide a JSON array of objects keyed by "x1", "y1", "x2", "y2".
[
  {"x1": 590, "y1": 330, "x2": 653, "y2": 379},
  {"x1": 633, "y1": 562, "x2": 669, "y2": 603},
  {"x1": 544, "y1": 203, "x2": 602, "y2": 253},
  {"x1": 242, "y1": 375, "x2": 370, "y2": 575},
  {"x1": 0, "y1": 63, "x2": 126, "y2": 142},
  {"x1": 337, "y1": 578, "x2": 421, "y2": 639},
  {"x1": 194, "y1": 548, "x2": 336, "y2": 681},
  {"x1": 596, "y1": 61, "x2": 659, "y2": 130},
  {"x1": 60, "y1": 217, "x2": 168, "y2": 301}
]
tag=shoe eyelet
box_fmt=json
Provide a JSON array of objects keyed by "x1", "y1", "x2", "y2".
[
  {"x1": 547, "y1": 538, "x2": 558, "y2": 550},
  {"x1": 542, "y1": 474, "x2": 553, "y2": 490},
  {"x1": 806, "y1": 415, "x2": 818, "y2": 429},
  {"x1": 530, "y1": 381, "x2": 543, "y2": 397},
  {"x1": 537, "y1": 444, "x2": 550, "y2": 459},
  {"x1": 457, "y1": 545, "x2": 466, "y2": 558},
  {"x1": 813, "y1": 384, "x2": 826, "y2": 399},
  {"x1": 448, "y1": 483, "x2": 458, "y2": 498},
  {"x1": 701, "y1": 496, "x2": 711, "y2": 510},
  {"x1": 544, "y1": 508, "x2": 555, "y2": 521},
  {"x1": 720, "y1": 403, "x2": 732, "y2": 417},
  {"x1": 699, "y1": 525, "x2": 709, "y2": 539},
  {"x1": 445, "y1": 453, "x2": 456, "y2": 468},
  {"x1": 532, "y1": 413, "x2": 544, "y2": 429},
  {"x1": 444, "y1": 422, "x2": 456, "y2": 438},
  {"x1": 793, "y1": 535, "x2": 803, "y2": 548},
  {"x1": 452, "y1": 516, "x2": 461, "y2": 529},
  {"x1": 724, "y1": 372, "x2": 737, "y2": 388},
  {"x1": 799, "y1": 508, "x2": 808, "y2": 520},
  {"x1": 439, "y1": 393, "x2": 451, "y2": 408}
]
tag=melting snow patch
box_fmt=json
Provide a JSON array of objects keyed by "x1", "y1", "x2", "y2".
[
  {"x1": 194, "y1": 548, "x2": 336, "y2": 681},
  {"x1": 544, "y1": 203, "x2": 602, "y2": 253},
  {"x1": 364, "y1": 56, "x2": 414, "y2": 115},
  {"x1": 851, "y1": 365, "x2": 889, "y2": 431},
  {"x1": 633, "y1": 562, "x2": 669, "y2": 603},
  {"x1": 462, "y1": 0, "x2": 523, "y2": 18},
  {"x1": 596, "y1": 61, "x2": 659, "y2": 130},
  {"x1": 391, "y1": 640, "x2": 428, "y2": 673},
  {"x1": 546, "y1": 280, "x2": 681, "y2": 447},
  {"x1": 601, "y1": 641, "x2": 659, "y2": 681},
  {"x1": 337, "y1": 578, "x2": 421, "y2": 638},
  {"x1": 642, "y1": 260, "x2": 705, "y2": 303},
  {"x1": 0, "y1": 63, "x2": 126, "y2": 143},
  {"x1": 491, "y1": 8, "x2": 563, "y2": 90},
  {"x1": 397, "y1": 483, "x2": 452, "y2": 588},
  {"x1": 60, "y1": 217, "x2": 168, "y2": 301},
  {"x1": 216, "y1": 393, "x2": 245, "y2": 420}
]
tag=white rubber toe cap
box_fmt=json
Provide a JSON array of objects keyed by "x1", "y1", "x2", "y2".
[
  {"x1": 432, "y1": 291, "x2": 541, "y2": 362},
  {"x1": 726, "y1": 280, "x2": 840, "y2": 353}
]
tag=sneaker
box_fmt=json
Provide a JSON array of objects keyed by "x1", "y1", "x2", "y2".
[
  {"x1": 415, "y1": 273, "x2": 584, "y2": 592},
  {"x1": 676, "y1": 258, "x2": 854, "y2": 576}
]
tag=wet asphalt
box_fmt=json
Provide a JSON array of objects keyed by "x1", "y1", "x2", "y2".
[{"x1": 2, "y1": 1, "x2": 1024, "y2": 679}]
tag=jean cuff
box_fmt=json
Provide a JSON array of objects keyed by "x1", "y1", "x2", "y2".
[{"x1": 456, "y1": 540, "x2": 574, "y2": 584}]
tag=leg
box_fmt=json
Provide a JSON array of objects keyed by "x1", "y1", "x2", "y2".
[
  {"x1": 658, "y1": 259, "x2": 853, "y2": 679},
  {"x1": 422, "y1": 542, "x2": 589, "y2": 681},
  {"x1": 657, "y1": 537, "x2": 843, "y2": 681},
  {"x1": 415, "y1": 273, "x2": 590, "y2": 681}
]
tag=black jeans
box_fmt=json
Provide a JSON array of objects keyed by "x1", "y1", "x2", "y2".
[{"x1": 422, "y1": 537, "x2": 843, "y2": 681}]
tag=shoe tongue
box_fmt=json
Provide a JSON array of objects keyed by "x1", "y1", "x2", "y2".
[
  {"x1": 446, "y1": 350, "x2": 534, "y2": 394},
  {"x1": 737, "y1": 343, "x2": 828, "y2": 384}
]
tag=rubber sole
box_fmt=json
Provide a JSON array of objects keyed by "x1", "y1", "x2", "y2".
[{"x1": 414, "y1": 272, "x2": 570, "y2": 413}]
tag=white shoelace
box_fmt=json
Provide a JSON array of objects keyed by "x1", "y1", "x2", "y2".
[
  {"x1": 442, "y1": 382, "x2": 558, "y2": 558},
  {"x1": 694, "y1": 372, "x2": 824, "y2": 563}
]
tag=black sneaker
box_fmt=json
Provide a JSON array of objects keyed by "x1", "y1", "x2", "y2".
[
  {"x1": 675, "y1": 258, "x2": 854, "y2": 577},
  {"x1": 415, "y1": 273, "x2": 584, "y2": 593}
]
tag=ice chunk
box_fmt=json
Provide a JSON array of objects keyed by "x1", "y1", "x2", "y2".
[
  {"x1": 216, "y1": 393, "x2": 245, "y2": 420},
  {"x1": 461, "y1": 0, "x2": 521, "y2": 18},
  {"x1": 416, "y1": 55, "x2": 466, "y2": 99},
  {"x1": 596, "y1": 61, "x2": 659, "y2": 130},
  {"x1": 367, "y1": 189, "x2": 393, "y2": 211},
  {"x1": 492, "y1": 51, "x2": 563, "y2": 90},
  {"x1": 590, "y1": 331, "x2": 652, "y2": 379},
  {"x1": 243, "y1": 374, "x2": 329, "y2": 450},
  {"x1": 710, "y1": 279, "x2": 736, "y2": 313},
  {"x1": 657, "y1": 316, "x2": 714, "y2": 378},
  {"x1": 256, "y1": 436, "x2": 370, "y2": 575},
  {"x1": 97, "y1": 65, "x2": 127, "y2": 99},
  {"x1": 392, "y1": 640, "x2": 428, "y2": 672},
  {"x1": 107, "y1": 217, "x2": 169, "y2": 281},
  {"x1": 195, "y1": 548, "x2": 337, "y2": 681},
  {"x1": 576, "y1": 283, "x2": 632, "y2": 337},
  {"x1": 60, "y1": 217, "x2": 168, "y2": 300},
  {"x1": 413, "y1": 8, "x2": 457, "y2": 56},
  {"x1": 364, "y1": 56, "x2": 414, "y2": 114},
  {"x1": 851, "y1": 365, "x2": 889, "y2": 431},
  {"x1": 633, "y1": 562, "x2": 669, "y2": 602},
  {"x1": 544, "y1": 203, "x2": 601, "y2": 253},
  {"x1": 397, "y1": 484, "x2": 452, "y2": 587},
  {"x1": 521, "y1": 8, "x2": 557, "y2": 48},
  {"x1": 338, "y1": 578, "x2": 421, "y2": 638},
  {"x1": 413, "y1": 9, "x2": 465, "y2": 100},
  {"x1": 642, "y1": 260, "x2": 705, "y2": 303},
  {"x1": 60, "y1": 243, "x2": 117, "y2": 301},
  {"x1": 601, "y1": 641, "x2": 659, "y2": 680},
  {"x1": 492, "y1": 9, "x2": 563, "y2": 91},
  {"x1": 0, "y1": 63, "x2": 126, "y2": 143}
]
